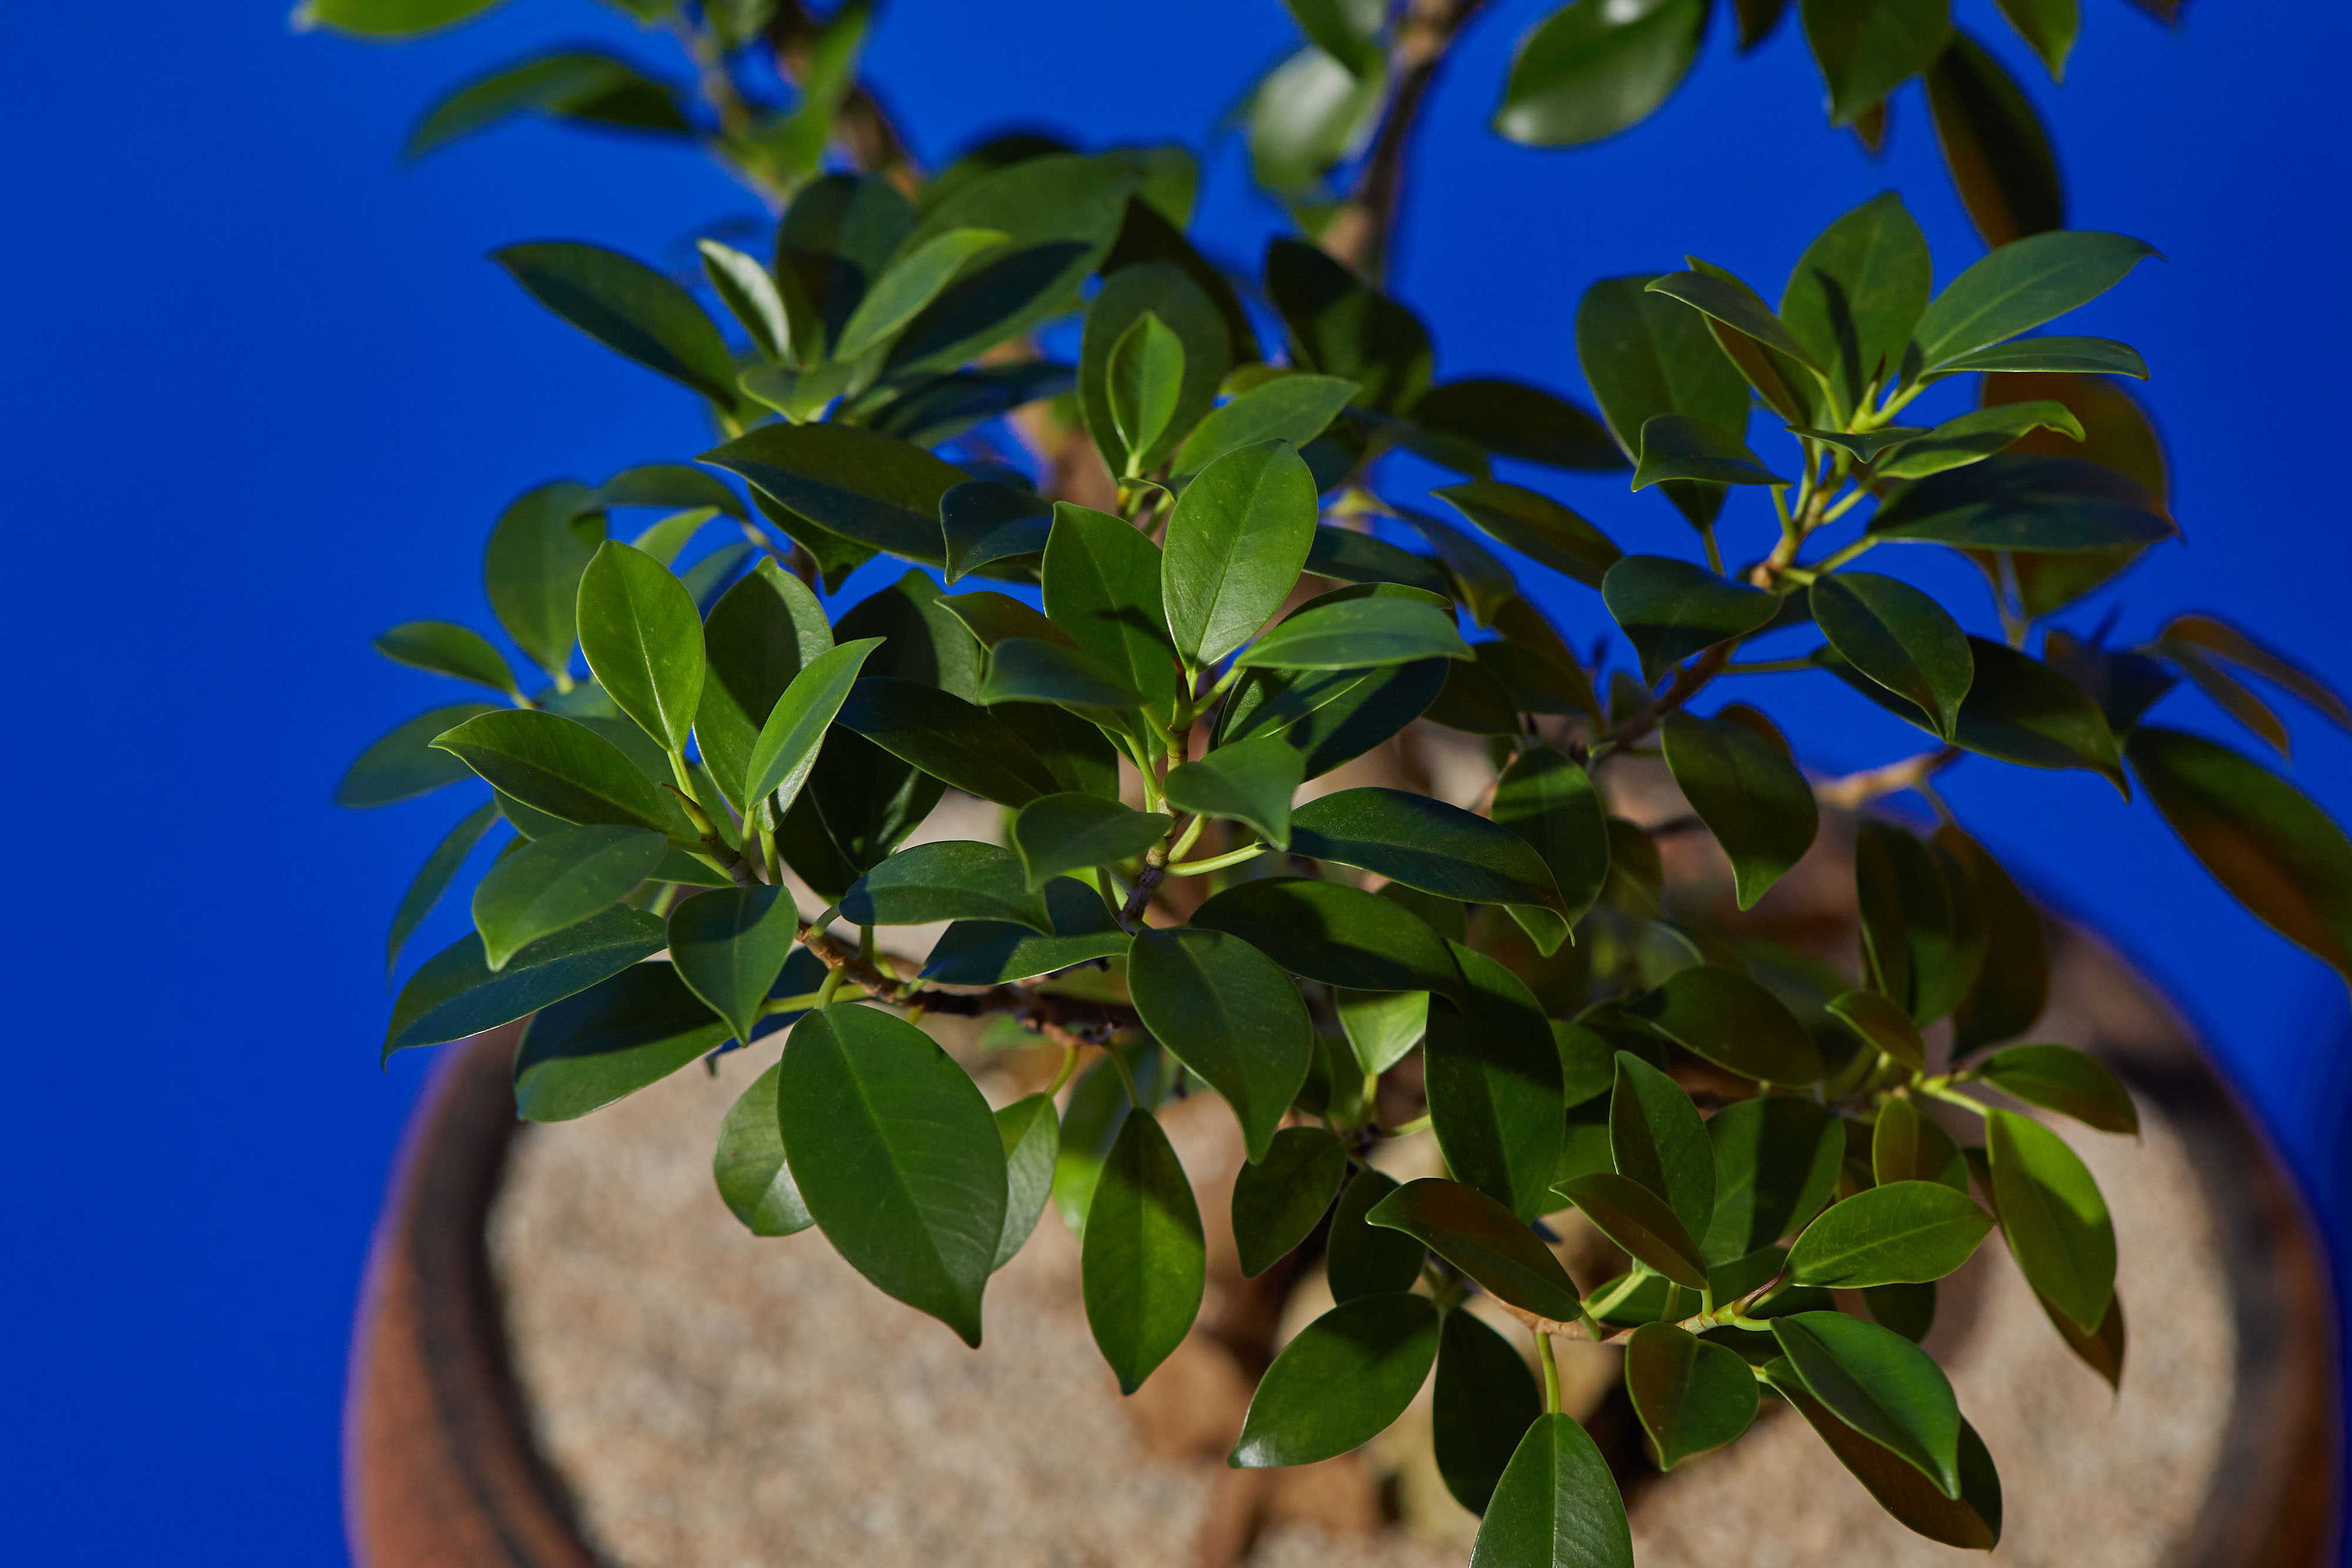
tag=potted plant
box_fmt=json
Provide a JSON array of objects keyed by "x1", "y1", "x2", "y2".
[{"x1": 319, "y1": 1, "x2": 2349, "y2": 1563}]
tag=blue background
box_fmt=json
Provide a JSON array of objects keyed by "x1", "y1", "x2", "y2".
[{"x1": 2, "y1": 1, "x2": 2346, "y2": 1560}]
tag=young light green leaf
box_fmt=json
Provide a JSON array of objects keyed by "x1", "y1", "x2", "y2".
[
  {"x1": 1660, "y1": 708, "x2": 1818, "y2": 908},
  {"x1": 1162, "y1": 440, "x2": 1319, "y2": 667},
  {"x1": 1626, "y1": 1323, "x2": 1759, "y2": 1468},
  {"x1": 1874, "y1": 400, "x2": 2085, "y2": 482},
  {"x1": 1770, "y1": 1309, "x2": 1963, "y2": 1496},
  {"x1": 295, "y1": 0, "x2": 512, "y2": 38},
  {"x1": 1010, "y1": 793, "x2": 1168, "y2": 888},
  {"x1": 1234, "y1": 594, "x2": 1472, "y2": 671},
  {"x1": 841, "y1": 840, "x2": 1052, "y2": 931},
  {"x1": 431, "y1": 708, "x2": 692, "y2": 837},
  {"x1": 1629, "y1": 964, "x2": 1826, "y2": 1084},
  {"x1": 1190, "y1": 877, "x2": 1462, "y2": 998},
  {"x1": 471, "y1": 823, "x2": 666, "y2": 971},
  {"x1": 1232, "y1": 1125, "x2": 1348, "y2": 1277},
  {"x1": 666, "y1": 885, "x2": 797, "y2": 1046},
  {"x1": 714, "y1": 1061, "x2": 814, "y2": 1237},
  {"x1": 1338, "y1": 989, "x2": 1429, "y2": 1077},
  {"x1": 1172, "y1": 375, "x2": 1359, "y2": 476},
  {"x1": 993, "y1": 1093, "x2": 1061, "y2": 1272},
  {"x1": 1633, "y1": 414, "x2": 1791, "y2": 489},
  {"x1": 576, "y1": 540, "x2": 706, "y2": 753},
  {"x1": 1915, "y1": 229, "x2": 2160, "y2": 369},
  {"x1": 1079, "y1": 259, "x2": 1232, "y2": 476},
  {"x1": 1082, "y1": 1108, "x2": 1205, "y2": 1392},
  {"x1": 830, "y1": 226, "x2": 1007, "y2": 363},
  {"x1": 1365, "y1": 1178, "x2": 1583, "y2": 1323},
  {"x1": 1230, "y1": 1294, "x2": 1442, "y2": 1467},
  {"x1": 1601, "y1": 556, "x2": 1780, "y2": 683},
  {"x1": 384, "y1": 905, "x2": 666, "y2": 1062},
  {"x1": 1810, "y1": 573, "x2": 1973, "y2": 741},
  {"x1": 1976, "y1": 1043, "x2": 2137, "y2": 1134},
  {"x1": 779, "y1": 1004, "x2": 1007, "y2": 1346},
  {"x1": 695, "y1": 560, "x2": 833, "y2": 812},
  {"x1": 738, "y1": 637, "x2": 880, "y2": 819},
  {"x1": 1127, "y1": 928, "x2": 1313, "y2": 1162},
  {"x1": 494, "y1": 241, "x2": 741, "y2": 406},
  {"x1": 1610, "y1": 1053, "x2": 1716, "y2": 1242},
  {"x1": 1106, "y1": 312, "x2": 1186, "y2": 474},
  {"x1": 1494, "y1": 0, "x2": 1708, "y2": 148},
  {"x1": 696, "y1": 238, "x2": 790, "y2": 362},
  {"x1": 1786, "y1": 1181, "x2": 1994, "y2": 1288},
  {"x1": 1987, "y1": 1106, "x2": 2116, "y2": 1332},
  {"x1": 1163, "y1": 734, "x2": 1305, "y2": 848}
]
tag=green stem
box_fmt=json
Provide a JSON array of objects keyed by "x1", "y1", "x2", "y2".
[
  {"x1": 1700, "y1": 521, "x2": 1725, "y2": 576},
  {"x1": 1720, "y1": 657, "x2": 1818, "y2": 676},
  {"x1": 1164, "y1": 813, "x2": 1207, "y2": 865},
  {"x1": 813, "y1": 964, "x2": 849, "y2": 1009},
  {"x1": 1104, "y1": 1045, "x2": 1145, "y2": 1110},
  {"x1": 1802, "y1": 534, "x2": 1882, "y2": 578},
  {"x1": 1582, "y1": 1271, "x2": 1648, "y2": 1320},
  {"x1": 1536, "y1": 1329, "x2": 1561, "y2": 1416},
  {"x1": 1046, "y1": 1042, "x2": 1081, "y2": 1098},
  {"x1": 1167, "y1": 842, "x2": 1265, "y2": 877}
]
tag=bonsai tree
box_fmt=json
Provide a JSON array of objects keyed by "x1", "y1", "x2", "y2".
[{"x1": 321, "y1": 0, "x2": 2348, "y2": 1560}]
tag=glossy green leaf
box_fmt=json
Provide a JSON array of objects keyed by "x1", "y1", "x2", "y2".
[
  {"x1": 1435, "y1": 479, "x2": 1622, "y2": 589},
  {"x1": 1190, "y1": 878, "x2": 1461, "y2": 998},
  {"x1": 694, "y1": 560, "x2": 832, "y2": 811},
  {"x1": 1822, "y1": 636, "x2": 2125, "y2": 791},
  {"x1": 1876, "y1": 400, "x2": 2085, "y2": 482},
  {"x1": 1629, "y1": 964, "x2": 1825, "y2": 1084},
  {"x1": 1283, "y1": 0, "x2": 1386, "y2": 75},
  {"x1": 575, "y1": 541, "x2": 705, "y2": 753},
  {"x1": 1661, "y1": 709, "x2": 1818, "y2": 908},
  {"x1": 1217, "y1": 658, "x2": 1448, "y2": 781},
  {"x1": 1700, "y1": 1095, "x2": 1844, "y2": 1263},
  {"x1": 1232, "y1": 1126, "x2": 1347, "y2": 1278},
  {"x1": 2127, "y1": 726, "x2": 2352, "y2": 982},
  {"x1": 374, "y1": 620, "x2": 519, "y2": 696},
  {"x1": 1010, "y1": 794, "x2": 1168, "y2": 888},
  {"x1": 1785, "y1": 1181, "x2": 1993, "y2": 1289},
  {"x1": 493, "y1": 242, "x2": 739, "y2": 406},
  {"x1": 1601, "y1": 556, "x2": 1780, "y2": 683},
  {"x1": 714, "y1": 1062, "x2": 814, "y2": 1237},
  {"x1": 1162, "y1": 440, "x2": 1319, "y2": 667},
  {"x1": 1926, "y1": 31, "x2": 2065, "y2": 249},
  {"x1": 470, "y1": 823, "x2": 665, "y2": 971},
  {"x1": 1772, "y1": 1309, "x2": 1962, "y2": 1495},
  {"x1": 431, "y1": 708, "x2": 691, "y2": 837},
  {"x1": 1084, "y1": 259, "x2": 1234, "y2": 476},
  {"x1": 738, "y1": 636, "x2": 884, "y2": 818},
  {"x1": 1127, "y1": 928, "x2": 1312, "y2": 1162},
  {"x1": 294, "y1": 0, "x2": 510, "y2": 38},
  {"x1": 1493, "y1": 0, "x2": 1708, "y2": 148},
  {"x1": 1491, "y1": 747, "x2": 1611, "y2": 927},
  {"x1": 1853, "y1": 820, "x2": 1983, "y2": 1024},
  {"x1": 920, "y1": 876, "x2": 1129, "y2": 985},
  {"x1": 1043, "y1": 503, "x2": 1182, "y2": 724},
  {"x1": 938, "y1": 480, "x2": 1053, "y2": 584},
  {"x1": 1554, "y1": 1171, "x2": 1708, "y2": 1289},
  {"x1": 1933, "y1": 335, "x2": 2147, "y2": 379},
  {"x1": 700, "y1": 422, "x2": 968, "y2": 564},
  {"x1": 1646, "y1": 269, "x2": 1822, "y2": 371},
  {"x1": 1633, "y1": 414, "x2": 1790, "y2": 490},
  {"x1": 387, "y1": 803, "x2": 503, "y2": 977},
  {"x1": 1048, "y1": 1042, "x2": 1168, "y2": 1236},
  {"x1": 1800, "y1": 0, "x2": 1955, "y2": 126},
  {"x1": 1235, "y1": 594, "x2": 1471, "y2": 671},
  {"x1": 512, "y1": 959, "x2": 730, "y2": 1122},
  {"x1": 1174, "y1": 374, "x2": 1359, "y2": 476},
  {"x1": 779, "y1": 1004, "x2": 1006, "y2": 1346},
  {"x1": 483, "y1": 481, "x2": 602, "y2": 681},
  {"x1": 841, "y1": 840, "x2": 1051, "y2": 931},
  {"x1": 1319, "y1": 1169, "x2": 1418, "y2": 1302},
  {"x1": 1827, "y1": 988, "x2": 1928, "y2": 1071},
  {"x1": 1627, "y1": 1323, "x2": 1759, "y2": 1467},
  {"x1": 1609, "y1": 1053, "x2": 1716, "y2": 1241},
  {"x1": 992, "y1": 1093, "x2": 1061, "y2": 1272},
  {"x1": 1338, "y1": 990, "x2": 1429, "y2": 1077},
  {"x1": 1469, "y1": 1412, "x2": 1633, "y2": 1568},
  {"x1": 1105, "y1": 312, "x2": 1187, "y2": 474},
  {"x1": 1810, "y1": 573, "x2": 1973, "y2": 741},
  {"x1": 1779, "y1": 192, "x2": 1932, "y2": 422},
  {"x1": 1987, "y1": 1106, "x2": 2115, "y2": 1332},
  {"x1": 1940, "y1": 825, "x2": 2050, "y2": 1051},
  {"x1": 338, "y1": 703, "x2": 500, "y2": 808},
  {"x1": 666, "y1": 885, "x2": 796, "y2": 1046},
  {"x1": 385, "y1": 904, "x2": 665, "y2": 1062},
  {"x1": 1977, "y1": 1043, "x2": 2136, "y2": 1134},
  {"x1": 831, "y1": 226, "x2": 1006, "y2": 363},
  {"x1": 1770, "y1": 1367, "x2": 2003, "y2": 1546},
  {"x1": 1915, "y1": 229, "x2": 2160, "y2": 370},
  {"x1": 939, "y1": 591, "x2": 1070, "y2": 654},
  {"x1": 1433, "y1": 1310, "x2": 1542, "y2": 1517},
  {"x1": 1163, "y1": 734, "x2": 1305, "y2": 848},
  {"x1": 1412, "y1": 379, "x2": 1625, "y2": 473},
  {"x1": 1364, "y1": 1178, "x2": 1581, "y2": 1323},
  {"x1": 1291, "y1": 787, "x2": 1566, "y2": 920},
  {"x1": 1231, "y1": 1293, "x2": 1441, "y2": 1467},
  {"x1": 1264, "y1": 238, "x2": 1431, "y2": 415},
  {"x1": 695, "y1": 239, "x2": 789, "y2": 363},
  {"x1": 1425, "y1": 945, "x2": 1565, "y2": 1221},
  {"x1": 833, "y1": 677, "x2": 1065, "y2": 805},
  {"x1": 2040, "y1": 1286, "x2": 2126, "y2": 1390},
  {"x1": 1871, "y1": 1095, "x2": 1969, "y2": 1192},
  {"x1": 1082, "y1": 1108, "x2": 1205, "y2": 1391}
]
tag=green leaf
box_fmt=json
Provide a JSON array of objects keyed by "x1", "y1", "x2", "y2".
[
  {"x1": 1553, "y1": 1171, "x2": 1707, "y2": 1289},
  {"x1": 695, "y1": 561, "x2": 833, "y2": 813},
  {"x1": 714, "y1": 1062, "x2": 814, "y2": 1237},
  {"x1": 493, "y1": 242, "x2": 740, "y2": 407},
  {"x1": 1233, "y1": 1126, "x2": 1348, "y2": 1277},
  {"x1": 1931, "y1": 335, "x2": 2147, "y2": 379},
  {"x1": 700, "y1": 423, "x2": 968, "y2": 564},
  {"x1": 1646, "y1": 269, "x2": 1823, "y2": 372},
  {"x1": 993, "y1": 1092, "x2": 1061, "y2": 1272},
  {"x1": 1284, "y1": 0, "x2": 1386, "y2": 75},
  {"x1": 1163, "y1": 734, "x2": 1305, "y2": 848},
  {"x1": 1875, "y1": 401, "x2": 2086, "y2": 482},
  {"x1": 1190, "y1": 877, "x2": 1462, "y2": 998},
  {"x1": 1105, "y1": 312, "x2": 1187, "y2": 474},
  {"x1": 779, "y1": 1004, "x2": 1006, "y2": 1346},
  {"x1": 374, "y1": 621, "x2": 519, "y2": 696},
  {"x1": 1364, "y1": 1178, "x2": 1581, "y2": 1322},
  {"x1": 939, "y1": 480, "x2": 1053, "y2": 584},
  {"x1": 1127, "y1": 928, "x2": 1313, "y2": 1162},
  {"x1": 1489, "y1": 747, "x2": 1611, "y2": 930},
  {"x1": 1174, "y1": 375, "x2": 1359, "y2": 477},
  {"x1": 1771, "y1": 1309, "x2": 1962, "y2": 1495},
  {"x1": 2127, "y1": 726, "x2": 2352, "y2": 982},
  {"x1": 841, "y1": 840, "x2": 1051, "y2": 931},
  {"x1": 1780, "y1": 191, "x2": 1932, "y2": 423},
  {"x1": 2040, "y1": 1286, "x2": 2126, "y2": 1390},
  {"x1": 383, "y1": 904, "x2": 667, "y2": 1062},
  {"x1": 387, "y1": 802, "x2": 503, "y2": 976},
  {"x1": 470, "y1": 823, "x2": 666, "y2": 971},
  {"x1": 575, "y1": 541, "x2": 705, "y2": 753},
  {"x1": 1872, "y1": 1096, "x2": 1969, "y2": 1191},
  {"x1": 1338, "y1": 990, "x2": 1429, "y2": 1076},
  {"x1": 1700, "y1": 1095, "x2": 1844, "y2": 1263},
  {"x1": 666, "y1": 885, "x2": 796, "y2": 1046},
  {"x1": 1821, "y1": 636, "x2": 2125, "y2": 791},
  {"x1": 1853, "y1": 821, "x2": 1984, "y2": 1023},
  {"x1": 770, "y1": 173, "x2": 914, "y2": 365},
  {"x1": 583, "y1": 463, "x2": 746, "y2": 520},
  {"x1": 293, "y1": 0, "x2": 510, "y2": 39},
  {"x1": 1230, "y1": 1294, "x2": 1442, "y2": 1467},
  {"x1": 1785, "y1": 1181, "x2": 1993, "y2": 1289},
  {"x1": 921, "y1": 875, "x2": 1130, "y2": 985},
  {"x1": 1235, "y1": 594, "x2": 1471, "y2": 671},
  {"x1": 1915, "y1": 229, "x2": 2160, "y2": 370},
  {"x1": 1626, "y1": 1323, "x2": 1759, "y2": 1467},
  {"x1": 1010, "y1": 794, "x2": 1168, "y2": 888},
  {"x1": 1800, "y1": 0, "x2": 1955, "y2": 126},
  {"x1": 1162, "y1": 440, "x2": 1319, "y2": 667},
  {"x1": 1977, "y1": 1043, "x2": 2136, "y2": 1134},
  {"x1": 512, "y1": 959, "x2": 731, "y2": 1121},
  {"x1": 1324, "y1": 1169, "x2": 1422, "y2": 1301},
  {"x1": 1926, "y1": 31, "x2": 2065, "y2": 249},
  {"x1": 430, "y1": 708, "x2": 691, "y2": 837},
  {"x1": 1772, "y1": 1367, "x2": 2003, "y2": 1546},
  {"x1": 1601, "y1": 556, "x2": 1780, "y2": 683},
  {"x1": 1826, "y1": 988, "x2": 1928, "y2": 1071},
  {"x1": 1941, "y1": 825, "x2": 2050, "y2": 1051},
  {"x1": 1810, "y1": 573, "x2": 1973, "y2": 741},
  {"x1": 1424, "y1": 945, "x2": 1566, "y2": 1221},
  {"x1": 1265, "y1": 239, "x2": 1432, "y2": 415},
  {"x1": 1987, "y1": 1106, "x2": 2115, "y2": 1332},
  {"x1": 1246, "y1": 46, "x2": 1387, "y2": 197},
  {"x1": 1660, "y1": 708, "x2": 1818, "y2": 909},
  {"x1": 1434, "y1": 480, "x2": 1622, "y2": 589},
  {"x1": 1631, "y1": 964, "x2": 1825, "y2": 1085},
  {"x1": 1433, "y1": 1309, "x2": 1542, "y2": 1516},
  {"x1": 1082, "y1": 1108, "x2": 1205, "y2": 1391},
  {"x1": 1043, "y1": 503, "x2": 1182, "y2": 726},
  {"x1": 833, "y1": 677, "x2": 1064, "y2": 805},
  {"x1": 1291, "y1": 787, "x2": 1567, "y2": 922},
  {"x1": 831, "y1": 226, "x2": 1007, "y2": 363},
  {"x1": 483, "y1": 481, "x2": 603, "y2": 681},
  {"x1": 694, "y1": 239, "x2": 790, "y2": 365},
  {"x1": 1609, "y1": 1053, "x2": 1716, "y2": 1242},
  {"x1": 1050, "y1": 1044, "x2": 1170, "y2": 1237},
  {"x1": 405, "y1": 51, "x2": 689, "y2": 160},
  {"x1": 1412, "y1": 378, "x2": 1625, "y2": 473},
  {"x1": 739, "y1": 636, "x2": 884, "y2": 817},
  {"x1": 1469, "y1": 1413, "x2": 1634, "y2": 1568},
  {"x1": 1633, "y1": 414, "x2": 1790, "y2": 490},
  {"x1": 1493, "y1": 0, "x2": 1708, "y2": 148},
  {"x1": 1217, "y1": 658, "x2": 1448, "y2": 781},
  {"x1": 978, "y1": 637, "x2": 1144, "y2": 710},
  {"x1": 338, "y1": 703, "x2": 501, "y2": 808}
]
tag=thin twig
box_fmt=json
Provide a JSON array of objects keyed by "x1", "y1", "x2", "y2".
[
  {"x1": 1813, "y1": 745, "x2": 1965, "y2": 811},
  {"x1": 1322, "y1": 0, "x2": 1492, "y2": 282}
]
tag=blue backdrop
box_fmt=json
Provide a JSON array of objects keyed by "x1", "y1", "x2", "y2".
[{"x1": 2, "y1": 2, "x2": 2345, "y2": 1561}]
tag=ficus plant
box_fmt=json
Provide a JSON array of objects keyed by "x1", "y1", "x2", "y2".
[{"x1": 323, "y1": 0, "x2": 2346, "y2": 1563}]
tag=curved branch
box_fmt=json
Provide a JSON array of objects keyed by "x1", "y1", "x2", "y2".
[{"x1": 1322, "y1": 0, "x2": 1493, "y2": 283}]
